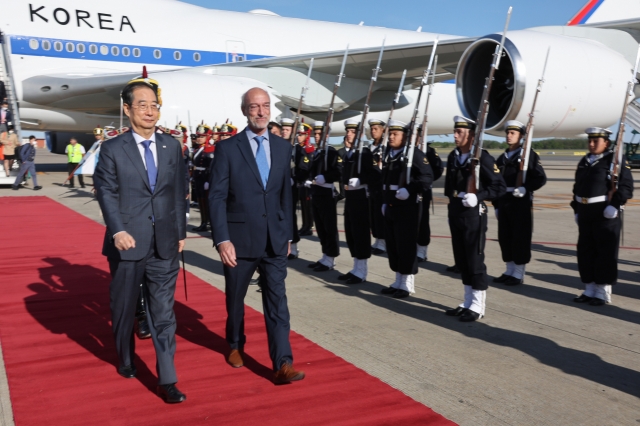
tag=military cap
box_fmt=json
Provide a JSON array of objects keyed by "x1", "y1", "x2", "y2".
[
  {"x1": 454, "y1": 115, "x2": 476, "y2": 130},
  {"x1": 175, "y1": 121, "x2": 188, "y2": 133},
  {"x1": 297, "y1": 122, "x2": 312, "y2": 134},
  {"x1": 368, "y1": 119, "x2": 386, "y2": 127},
  {"x1": 280, "y1": 118, "x2": 295, "y2": 127},
  {"x1": 388, "y1": 119, "x2": 408, "y2": 132},
  {"x1": 196, "y1": 123, "x2": 211, "y2": 136},
  {"x1": 344, "y1": 119, "x2": 360, "y2": 130},
  {"x1": 585, "y1": 127, "x2": 612, "y2": 139},
  {"x1": 93, "y1": 126, "x2": 103, "y2": 136},
  {"x1": 505, "y1": 120, "x2": 525, "y2": 133},
  {"x1": 313, "y1": 121, "x2": 325, "y2": 130}
]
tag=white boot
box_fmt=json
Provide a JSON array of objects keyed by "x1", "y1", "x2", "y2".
[
  {"x1": 469, "y1": 289, "x2": 486, "y2": 317},
  {"x1": 352, "y1": 258, "x2": 368, "y2": 280},
  {"x1": 460, "y1": 285, "x2": 473, "y2": 308},
  {"x1": 391, "y1": 271, "x2": 401, "y2": 289},
  {"x1": 503, "y1": 261, "x2": 515, "y2": 277},
  {"x1": 290, "y1": 243, "x2": 299, "y2": 257},
  {"x1": 318, "y1": 254, "x2": 335, "y2": 268},
  {"x1": 397, "y1": 274, "x2": 415, "y2": 294},
  {"x1": 512, "y1": 264, "x2": 525, "y2": 280},
  {"x1": 416, "y1": 245, "x2": 428, "y2": 261},
  {"x1": 594, "y1": 284, "x2": 612, "y2": 303},
  {"x1": 584, "y1": 283, "x2": 597, "y2": 298}
]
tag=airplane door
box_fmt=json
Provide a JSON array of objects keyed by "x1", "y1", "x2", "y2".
[{"x1": 226, "y1": 41, "x2": 246, "y2": 63}]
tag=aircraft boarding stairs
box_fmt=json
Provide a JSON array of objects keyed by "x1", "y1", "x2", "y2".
[
  {"x1": 625, "y1": 100, "x2": 640, "y2": 134},
  {"x1": 0, "y1": 31, "x2": 22, "y2": 185}
]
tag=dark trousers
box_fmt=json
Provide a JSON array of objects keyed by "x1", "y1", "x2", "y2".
[
  {"x1": 448, "y1": 204, "x2": 488, "y2": 290},
  {"x1": 577, "y1": 204, "x2": 621, "y2": 284},
  {"x1": 299, "y1": 186, "x2": 314, "y2": 231},
  {"x1": 108, "y1": 235, "x2": 179, "y2": 385},
  {"x1": 369, "y1": 189, "x2": 385, "y2": 239},
  {"x1": 291, "y1": 184, "x2": 300, "y2": 244},
  {"x1": 67, "y1": 162, "x2": 84, "y2": 187},
  {"x1": 224, "y1": 237, "x2": 293, "y2": 371},
  {"x1": 384, "y1": 202, "x2": 420, "y2": 274},
  {"x1": 344, "y1": 188, "x2": 371, "y2": 259},
  {"x1": 417, "y1": 192, "x2": 432, "y2": 246},
  {"x1": 311, "y1": 191, "x2": 340, "y2": 257},
  {"x1": 497, "y1": 196, "x2": 533, "y2": 264}
]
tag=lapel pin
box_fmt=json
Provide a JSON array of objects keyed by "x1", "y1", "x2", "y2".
[{"x1": 162, "y1": 145, "x2": 166, "y2": 148}]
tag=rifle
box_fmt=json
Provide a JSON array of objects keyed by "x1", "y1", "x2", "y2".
[
  {"x1": 466, "y1": 7, "x2": 512, "y2": 194},
  {"x1": 381, "y1": 69, "x2": 407, "y2": 154},
  {"x1": 319, "y1": 45, "x2": 350, "y2": 172},
  {"x1": 354, "y1": 39, "x2": 385, "y2": 175},
  {"x1": 290, "y1": 58, "x2": 315, "y2": 146},
  {"x1": 403, "y1": 37, "x2": 439, "y2": 185},
  {"x1": 517, "y1": 47, "x2": 549, "y2": 187},
  {"x1": 419, "y1": 54, "x2": 438, "y2": 154}
]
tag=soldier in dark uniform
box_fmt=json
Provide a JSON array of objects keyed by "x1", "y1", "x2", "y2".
[
  {"x1": 281, "y1": 118, "x2": 294, "y2": 141},
  {"x1": 368, "y1": 119, "x2": 387, "y2": 255},
  {"x1": 306, "y1": 123, "x2": 343, "y2": 272},
  {"x1": 571, "y1": 127, "x2": 634, "y2": 306},
  {"x1": 493, "y1": 120, "x2": 547, "y2": 285},
  {"x1": 290, "y1": 122, "x2": 314, "y2": 259},
  {"x1": 336, "y1": 119, "x2": 377, "y2": 284},
  {"x1": 192, "y1": 123, "x2": 214, "y2": 232},
  {"x1": 416, "y1": 124, "x2": 444, "y2": 262},
  {"x1": 379, "y1": 120, "x2": 433, "y2": 298},
  {"x1": 297, "y1": 122, "x2": 320, "y2": 236},
  {"x1": 268, "y1": 121, "x2": 283, "y2": 137},
  {"x1": 444, "y1": 116, "x2": 506, "y2": 321}
]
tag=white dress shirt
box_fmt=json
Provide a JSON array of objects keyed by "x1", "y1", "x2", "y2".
[{"x1": 132, "y1": 131, "x2": 158, "y2": 169}]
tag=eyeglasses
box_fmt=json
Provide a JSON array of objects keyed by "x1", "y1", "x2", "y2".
[{"x1": 130, "y1": 103, "x2": 161, "y2": 112}]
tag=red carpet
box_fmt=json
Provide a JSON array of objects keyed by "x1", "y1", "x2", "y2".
[{"x1": 0, "y1": 196, "x2": 454, "y2": 426}]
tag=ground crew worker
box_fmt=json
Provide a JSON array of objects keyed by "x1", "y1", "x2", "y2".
[{"x1": 65, "y1": 137, "x2": 86, "y2": 188}]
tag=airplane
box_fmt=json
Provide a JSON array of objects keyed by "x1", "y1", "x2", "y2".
[{"x1": 0, "y1": 0, "x2": 639, "y2": 156}]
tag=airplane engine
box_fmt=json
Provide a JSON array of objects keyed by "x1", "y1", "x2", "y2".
[{"x1": 456, "y1": 30, "x2": 632, "y2": 137}]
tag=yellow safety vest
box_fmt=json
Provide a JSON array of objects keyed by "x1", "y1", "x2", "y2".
[{"x1": 67, "y1": 144, "x2": 83, "y2": 163}]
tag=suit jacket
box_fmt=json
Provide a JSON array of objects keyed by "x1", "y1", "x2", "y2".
[
  {"x1": 209, "y1": 129, "x2": 293, "y2": 258},
  {"x1": 0, "y1": 108, "x2": 12, "y2": 125},
  {"x1": 94, "y1": 131, "x2": 187, "y2": 261}
]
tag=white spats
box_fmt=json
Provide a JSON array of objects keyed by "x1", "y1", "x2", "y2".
[
  {"x1": 469, "y1": 289, "x2": 486, "y2": 316},
  {"x1": 460, "y1": 284, "x2": 473, "y2": 308},
  {"x1": 290, "y1": 243, "x2": 299, "y2": 257},
  {"x1": 397, "y1": 274, "x2": 415, "y2": 294},
  {"x1": 318, "y1": 254, "x2": 335, "y2": 268},
  {"x1": 390, "y1": 272, "x2": 401, "y2": 289},
  {"x1": 350, "y1": 258, "x2": 368, "y2": 280},
  {"x1": 504, "y1": 261, "x2": 515, "y2": 277},
  {"x1": 594, "y1": 284, "x2": 612, "y2": 303},
  {"x1": 512, "y1": 264, "x2": 526, "y2": 280},
  {"x1": 583, "y1": 283, "x2": 596, "y2": 298},
  {"x1": 416, "y1": 245, "x2": 428, "y2": 260},
  {"x1": 373, "y1": 239, "x2": 386, "y2": 252}
]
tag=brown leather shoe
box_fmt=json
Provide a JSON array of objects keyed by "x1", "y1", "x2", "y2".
[
  {"x1": 227, "y1": 349, "x2": 244, "y2": 368},
  {"x1": 274, "y1": 363, "x2": 305, "y2": 384}
]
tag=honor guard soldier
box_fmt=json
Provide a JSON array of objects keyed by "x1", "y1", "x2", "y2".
[
  {"x1": 312, "y1": 121, "x2": 324, "y2": 148},
  {"x1": 493, "y1": 120, "x2": 547, "y2": 285},
  {"x1": 290, "y1": 122, "x2": 315, "y2": 258},
  {"x1": 268, "y1": 121, "x2": 283, "y2": 137},
  {"x1": 192, "y1": 123, "x2": 214, "y2": 231},
  {"x1": 368, "y1": 119, "x2": 387, "y2": 254},
  {"x1": 444, "y1": 116, "x2": 506, "y2": 321},
  {"x1": 305, "y1": 124, "x2": 343, "y2": 271},
  {"x1": 281, "y1": 118, "x2": 295, "y2": 140},
  {"x1": 571, "y1": 127, "x2": 633, "y2": 305},
  {"x1": 379, "y1": 120, "x2": 433, "y2": 298},
  {"x1": 298, "y1": 123, "x2": 315, "y2": 236},
  {"x1": 416, "y1": 124, "x2": 444, "y2": 262},
  {"x1": 218, "y1": 123, "x2": 237, "y2": 140},
  {"x1": 336, "y1": 119, "x2": 377, "y2": 284}
]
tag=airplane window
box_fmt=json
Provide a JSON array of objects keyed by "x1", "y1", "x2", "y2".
[
  {"x1": 133, "y1": 48, "x2": 141, "y2": 57},
  {"x1": 54, "y1": 41, "x2": 63, "y2": 52},
  {"x1": 153, "y1": 49, "x2": 161, "y2": 59},
  {"x1": 122, "y1": 47, "x2": 130, "y2": 57},
  {"x1": 100, "y1": 45, "x2": 108, "y2": 55},
  {"x1": 236, "y1": 56, "x2": 244, "y2": 62},
  {"x1": 42, "y1": 40, "x2": 51, "y2": 51},
  {"x1": 174, "y1": 51, "x2": 181, "y2": 61},
  {"x1": 193, "y1": 52, "x2": 201, "y2": 62},
  {"x1": 66, "y1": 42, "x2": 75, "y2": 53},
  {"x1": 77, "y1": 44, "x2": 85, "y2": 54},
  {"x1": 89, "y1": 44, "x2": 97, "y2": 54},
  {"x1": 29, "y1": 39, "x2": 39, "y2": 50},
  {"x1": 111, "y1": 46, "x2": 119, "y2": 56}
]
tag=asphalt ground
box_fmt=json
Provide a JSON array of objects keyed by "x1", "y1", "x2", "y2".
[{"x1": 1, "y1": 150, "x2": 639, "y2": 425}]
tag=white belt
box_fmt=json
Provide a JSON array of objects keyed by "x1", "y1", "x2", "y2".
[
  {"x1": 506, "y1": 187, "x2": 515, "y2": 192},
  {"x1": 383, "y1": 184, "x2": 399, "y2": 190},
  {"x1": 346, "y1": 184, "x2": 368, "y2": 191},
  {"x1": 313, "y1": 183, "x2": 334, "y2": 189},
  {"x1": 194, "y1": 167, "x2": 207, "y2": 171},
  {"x1": 575, "y1": 195, "x2": 607, "y2": 204}
]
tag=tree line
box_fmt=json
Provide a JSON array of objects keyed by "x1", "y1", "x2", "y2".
[{"x1": 429, "y1": 138, "x2": 590, "y2": 150}]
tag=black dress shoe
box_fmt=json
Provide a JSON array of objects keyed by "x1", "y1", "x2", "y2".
[
  {"x1": 192, "y1": 224, "x2": 208, "y2": 232},
  {"x1": 380, "y1": 286, "x2": 397, "y2": 295},
  {"x1": 446, "y1": 265, "x2": 461, "y2": 273},
  {"x1": 11, "y1": 186, "x2": 18, "y2": 191},
  {"x1": 346, "y1": 276, "x2": 365, "y2": 284},
  {"x1": 117, "y1": 364, "x2": 137, "y2": 379},
  {"x1": 589, "y1": 298, "x2": 606, "y2": 306},
  {"x1": 445, "y1": 306, "x2": 467, "y2": 316},
  {"x1": 338, "y1": 272, "x2": 355, "y2": 281},
  {"x1": 33, "y1": 186, "x2": 42, "y2": 191},
  {"x1": 308, "y1": 261, "x2": 321, "y2": 269},
  {"x1": 314, "y1": 264, "x2": 332, "y2": 272},
  {"x1": 504, "y1": 276, "x2": 523, "y2": 286},
  {"x1": 299, "y1": 229, "x2": 313, "y2": 236},
  {"x1": 157, "y1": 384, "x2": 186, "y2": 404},
  {"x1": 416, "y1": 256, "x2": 426, "y2": 263},
  {"x1": 249, "y1": 278, "x2": 260, "y2": 286},
  {"x1": 287, "y1": 253, "x2": 298, "y2": 260},
  {"x1": 573, "y1": 294, "x2": 592, "y2": 303},
  {"x1": 460, "y1": 310, "x2": 482, "y2": 322},
  {"x1": 371, "y1": 248, "x2": 385, "y2": 255},
  {"x1": 392, "y1": 289, "x2": 410, "y2": 298},
  {"x1": 493, "y1": 274, "x2": 511, "y2": 283},
  {"x1": 135, "y1": 315, "x2": 151, "y2": 339}
]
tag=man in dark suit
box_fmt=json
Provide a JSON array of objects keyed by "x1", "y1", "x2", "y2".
[
  {"x1": 0, "y1": 100, "x2": 12, "y2": 133},
  {"x1": 209, "y1": 87, "x2": 305, "y2": 384},
  {"x1": 94, "y1": 77, "x2": 187, "y2": 403}
]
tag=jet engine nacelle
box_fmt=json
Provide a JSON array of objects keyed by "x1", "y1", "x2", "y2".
[{"x1": 456, "y1": 30, "x2": 631, "y2": 137}]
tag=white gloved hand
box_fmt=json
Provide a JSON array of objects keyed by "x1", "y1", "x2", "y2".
[
  {"x1": 457, "y1": 192, "x2": 467, "y2": 199},
  {"x1": 314, "y1": 175, "x2": 326, "y2": 185},
  {"x1": 512, "y1": 186, "x2": 526, "y2": 198},
  {"x1": 395, "y1": 188, "x2": 410, "y2": 200},
  {"x1": 290, "y1": 177, "x2": 294, "y2": 186},
  {"x1": 382, "y1": 204, "x2": 387, "y2": 216},
  {"x1": 574, "y1": 214, "x2": 579, "y2": 225},
  {"x1": 462, "y1": 193, "x2": 478, "y2": 208},
  {"x1": 204, "y1": 182, "x2": 210, "y2": 191},
  {"x1": 348, "y1": 177, "x2": 360, "y2": 188},
  {"x1": 603, "y1": 205, "x2": 619, "y2": 219},
  {"x1": 304, "y1": 180, "x2": 312, "y2": 188},
  {"x1": 495, "y1": 209, "x2": 499, "y2": 220}
]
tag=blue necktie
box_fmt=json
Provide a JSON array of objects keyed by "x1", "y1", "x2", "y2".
[
  {"x1": 141, "y1": 140, "x2": 157, "y2": 192},
  {"x1": 254, "y1": 136, "x2": 270, "y2": 189}
]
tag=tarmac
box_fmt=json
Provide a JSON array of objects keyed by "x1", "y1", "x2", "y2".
[{"x1": 1, "y1": 150, "x2": 639, "y2": 426}]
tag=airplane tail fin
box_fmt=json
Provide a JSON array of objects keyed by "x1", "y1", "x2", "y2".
[{"x1": 568, "y1": 0, "x2": 640, "y2": 25}]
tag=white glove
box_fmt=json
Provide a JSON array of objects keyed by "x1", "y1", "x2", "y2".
[
  {"x1": 462, "y1": 193, "x2": 478, "y2": 208},
  {"x1": 457, "y1": 192, "x2": 467, "y2": 199},
  {"x1": 603, "y1": 205, "x2": 618, "y2": 219},
  {"x1": 395, "y1": 188, "x2": 410, "y2": 200},
  {"x1": 314, "y1": 175, "x2": 326, "y2": 185},
  {"x1": 495, "y1": 209, "x2": 499, "y2": 220},
  {"x1": 204, "y1": 182, "x2": 209, "y2": 191},
  {"x1": 574, "y1": 214, "x2": 578, "y2": 225},
  {"x1": 348, "y1": 177, "x2": 360, "y2": 188},
  {"x1": 304, "y1": 180, "x2": 312, "y2": 188},
  {"x1": 382, "y1": 204, "x2": 387, "y2": 216},
  {"x1": 512, "y1": 186, "x2": 526, "y2": 198},
  {"x1": 290, "y1": 177, "x2": 294, "y2": 186}
]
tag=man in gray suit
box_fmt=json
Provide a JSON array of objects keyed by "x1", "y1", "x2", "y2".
[
  {"x1": 209, "y1": 87, "x2": 305, "y2": 384},
  {"x1": 94, "y1": 77, "x2": 187, "y2": 403}
]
